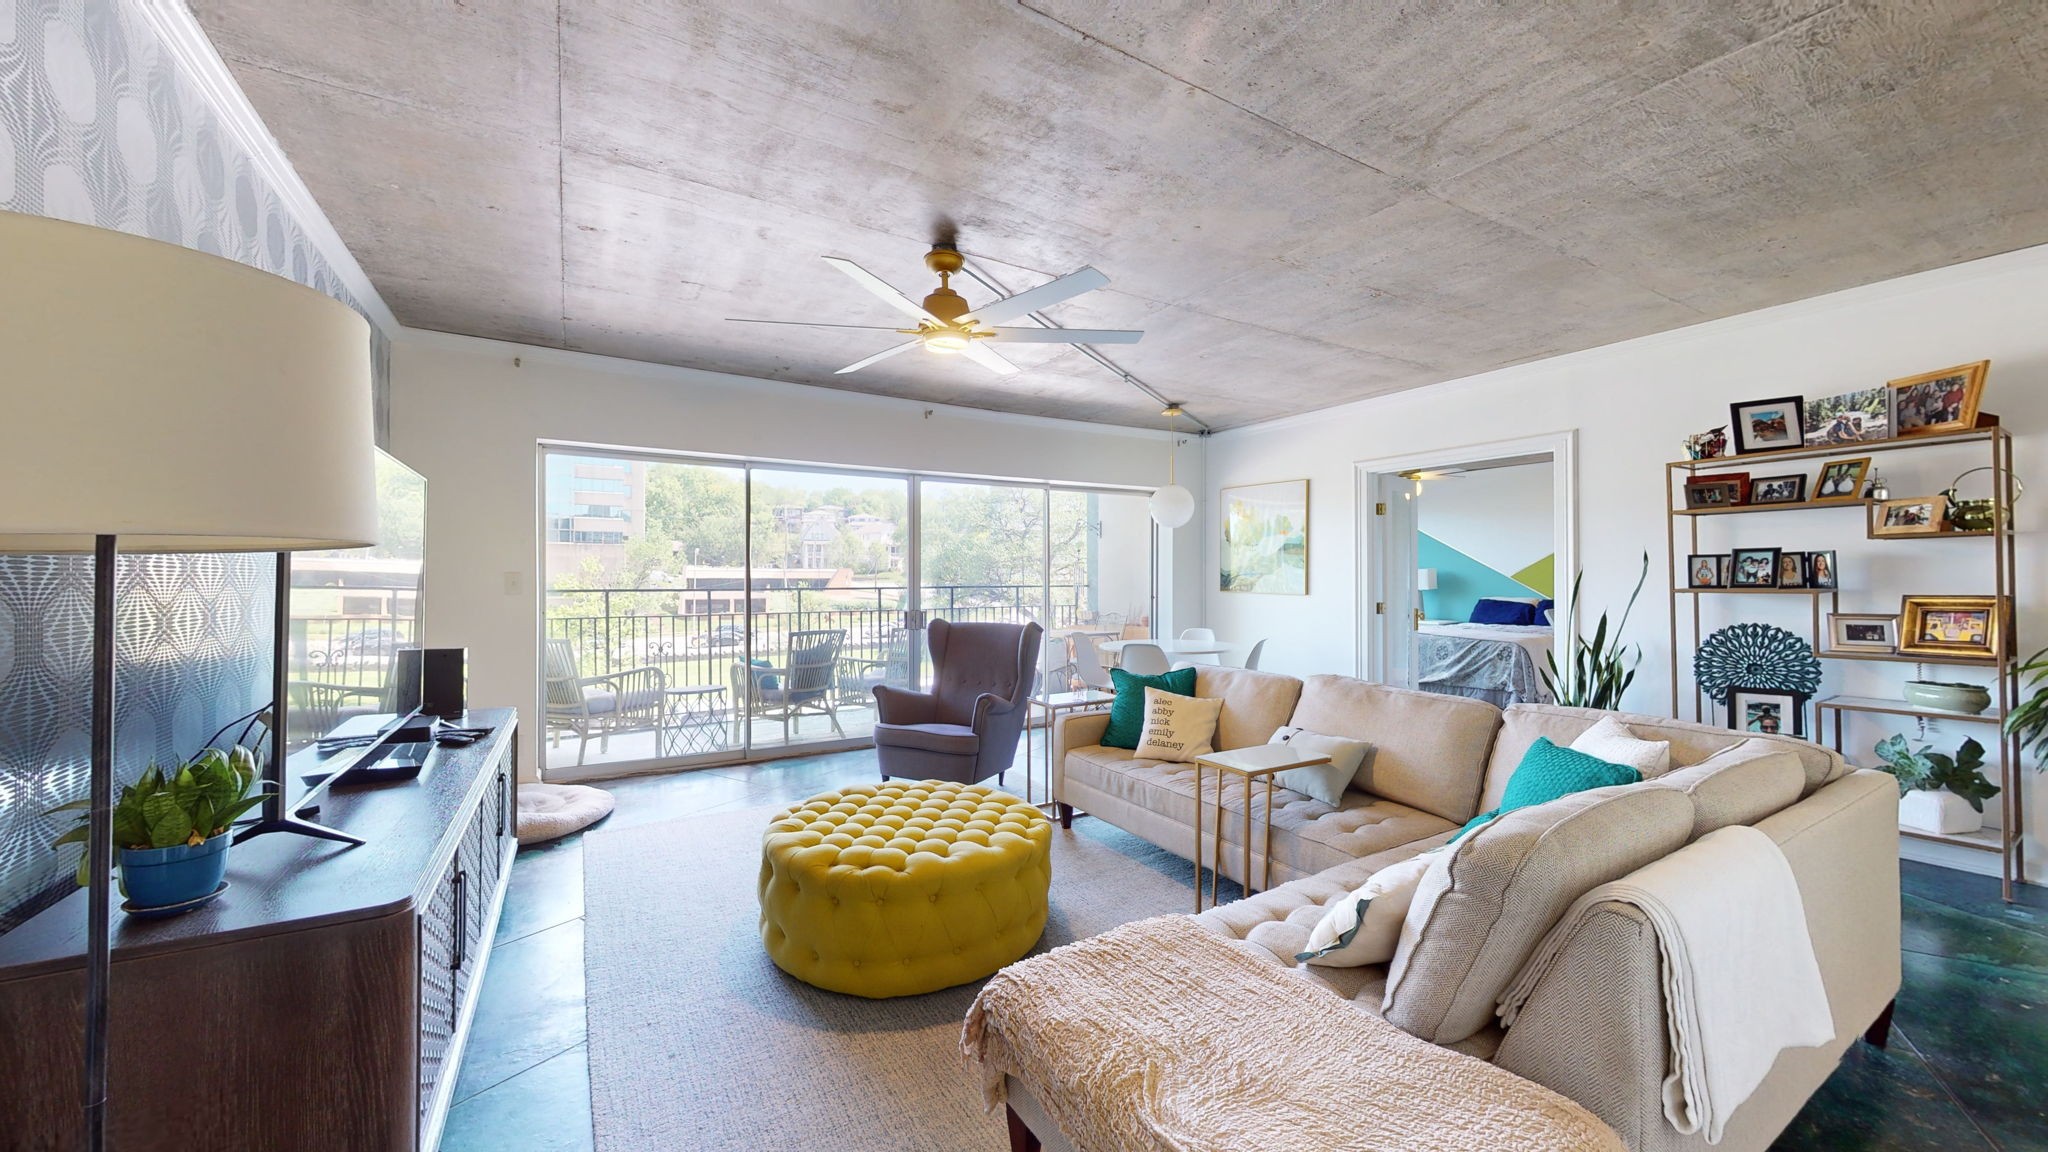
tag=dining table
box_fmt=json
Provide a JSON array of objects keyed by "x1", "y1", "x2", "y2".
[{"x1": 1097, "y1": 637, "x2": 1235, "y2": 659}]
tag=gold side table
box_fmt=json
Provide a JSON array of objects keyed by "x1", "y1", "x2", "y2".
[
  {"x1": 1191, "y1": 745, "x2": 1330, "y2": 912},
  {"x1": 1022, "y1": 688, "x2": 1115, "y2": 806}
]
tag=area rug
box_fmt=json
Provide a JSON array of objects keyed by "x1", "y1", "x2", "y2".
[{"x1": 582, "y1": 803, "x2": 1215, "y2": 1151}]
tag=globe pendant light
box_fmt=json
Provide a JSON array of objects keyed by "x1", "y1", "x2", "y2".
[{"x1": 1149, "y1": 403, "x2": 1195, "y2": 528}]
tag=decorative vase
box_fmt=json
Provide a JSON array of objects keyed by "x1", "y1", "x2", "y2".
[
  {"x1": 1898, "y1": 789, "x2": 1984, "y2": 836},
  {"x1": 1901, "y1": 680, "x2": 1993, "y2": 715},
  {"x1": 120, "y1": 833, "x2": 231, "y2": 911}
]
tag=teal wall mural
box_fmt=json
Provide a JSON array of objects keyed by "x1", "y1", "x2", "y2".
[{"x1": 1420, "y1": 533, "x2": 1548, "y2": 621}]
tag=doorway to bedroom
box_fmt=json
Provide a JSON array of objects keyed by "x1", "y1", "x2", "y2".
[{"x1": 1357, "y1": 432, "x2": 1576, "y2": 707}]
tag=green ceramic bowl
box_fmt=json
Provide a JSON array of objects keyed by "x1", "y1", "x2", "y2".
[{"x1": 1902, "y1": 680, "x2": 1993, "y2": 715}]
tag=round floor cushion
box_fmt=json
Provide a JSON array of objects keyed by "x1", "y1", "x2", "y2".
[
  {"x1": 759, "y1": 780, "x2": 1051, "y2": 998},
  {"x1": 517, "y1": 783, "x2": 616, "y2": 846}
]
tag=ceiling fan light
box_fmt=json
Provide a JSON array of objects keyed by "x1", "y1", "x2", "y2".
[
  {"x1": 1148, "y1": 484, "x2": 1195, "y2": 528},
  {"x1": 923, "y1": 331, "x2": 971, "y2": 354}
]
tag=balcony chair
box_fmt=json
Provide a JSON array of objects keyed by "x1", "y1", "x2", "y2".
[
  {"x1": 543, "y1": 637, "x2": 667, "y2": 767},
  {"x1": 838, "y1": 626, "x2": 911, "y2": 709},
  {"x1": 872, "y1": 619, "x2": 1041, "y2": 785},
  {"x1": 733, "y1": 628, "x2": 846, "y2": 745}
]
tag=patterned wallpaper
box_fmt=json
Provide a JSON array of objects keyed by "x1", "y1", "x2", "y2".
[{"x1": 0, "y1": 0, "x2": 386, "y2": 931}]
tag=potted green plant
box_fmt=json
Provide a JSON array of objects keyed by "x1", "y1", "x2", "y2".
[
  {"x1": 1873, "y1": 734, "x2": 1999, "y2": 835},
  {"x1": 1542, "y1": 552, "x2": 1649, "y2": 710},
  {"x1": 52, "y1": 745, "x2": 270, "y2": 913},
  {"x1": 2004, "y1": 646, "x2": 2048, "y2": 770}
]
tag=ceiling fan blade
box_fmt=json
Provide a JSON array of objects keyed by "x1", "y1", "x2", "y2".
[
  {"x1": 835, "y1": 340, "x2": 921, "y2": 374},
  {"x1": 822, "y1": 257, "x2": 943, "y2": 325},
  {"x1": 960, "y1": 342, "x2": 1020, "y2": 377},
  {"x1": 959, "y1": 266, "x2": 1110, "y2": 326},
  {"x1": 981, "y1": 327, "x2": 1142, "y2": 344},
  {"x1": 727, "y1": 318, "x2": 908, "y2": 331}
]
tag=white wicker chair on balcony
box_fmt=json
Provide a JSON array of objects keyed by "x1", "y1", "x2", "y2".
[
  {"x1": 732, "y1": 628, "x2": 847, "y2": 745},
  {"x1": 543, "y1": 637, "x2": 667, "y2": 767}
]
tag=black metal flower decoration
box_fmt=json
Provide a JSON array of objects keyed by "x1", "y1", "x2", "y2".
[{"x1": 1694, "y1": 623, "x2": 1822, "y2": 703}]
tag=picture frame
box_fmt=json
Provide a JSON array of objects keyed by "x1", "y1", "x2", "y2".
[
  {"x1": 1684, "y1": 480, "x2": 1744, "y2": 510},
  {"x1": 1776, "y1": 551, "x2": 1807, "y2": 589},
  {"x1": 1729, "y1": 396, "x2": 1806, "y2": 454},
  {"x1": 1889, "y1": 360, "x2": 1988, "y2": 438},
  {"x1": 1219, "y1": 479, "x2": 1309, "y2": 595},
  {"x1": 1749, "y1": 474, "x2": 1807, "y2": 505},
  {"x1": 1806, "y1": 549, "x2": 1838, "y2": 589},
  {"x1": 1727, "y1": 686, "x2": 1808, "y2": 737},
  {"x1": 1728, "y1": 547, "x2": 1782, "y2": 589},
  {"x1": 1687, "y1": 554, "x2": 1725, "y2": 589},
  {"x1": 1810, "y1": 456, "x2": 1870, "y2": 502},
  {"x1": 1898, "y1": 596, "x2": 2004, "y2": 660},
  {"x1": 1718, "y1": 556, "x2": 1734, "y2": 587},
  {"x1": 1872, "y1": 496, "x2": 1948, "y2": 537},
  {"x1": 1803, "y1": 387, "x2": 1891, "y2": 444},
  {"x1": 1827, "y1": 612, "x2": 1898, "y2": 653}
]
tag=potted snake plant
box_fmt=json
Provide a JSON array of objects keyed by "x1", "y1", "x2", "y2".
[{"x1": 51, "y1": 745, "x2": 271, "y2": 913}]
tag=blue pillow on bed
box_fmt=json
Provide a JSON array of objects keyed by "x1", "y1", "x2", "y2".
[
  {"x1": 1536, "y1": 598, "x2": 1555, "y2": 623},
  {"x1": 1469, "y1": 598, "x2": 1537, "y2": 626}
]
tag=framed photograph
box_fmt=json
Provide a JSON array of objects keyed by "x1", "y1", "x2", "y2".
[
  {"x1": 1718, "y1": 556, "x2": 1734, "y2": 586},
  {"x1": 1728, "y1": 686, "x2": 1807, "y2": 737},
  {"x1": 1899, "y1": 596, "x2": 2004, "y2": 660},
  {"x1": 1687, "y1": 554, "x2": 1726, "y2": 589},
  {"x1": 1777, "y1": 551, "x2": 1807, "y2": 589},
  {"x1": 1827, "y1": 612, "x2": 1897, "y2": 653},
  {"x1": 1729, "y1": 547, "x2": 1782, "y2": 588},
  {"x1": 1690, "y1": 471, "x2": 1751, "y2": 503},
  {"x1": 1811, "y1": 456, "x2": 1871, "y2": 502},
  {"x1": 1750, "y1": 474, "x2": 1807, "y2": 504},
  {"x1": 1729, "y1": 396, "x2": 1806, "y2": 454},
  {"x1": 1803, "y1": 387, "x2": 1891, "y2": 444},
  {"x1": 1889, "y1": 360, "x2": 1988, "y2": 437},
  {"x1": 1684, "y1": 480, "x2": 1744, "y2": 510},
  {"x1": 1220, "y1": 479, "x2": 1308, "y2": 594},
  {"x1": 1873, "y1": 496, "x2": 1947, "y2": 537},
  {"x1": 1806, "y1": 550, "x2": 1839, "y2": 589}
]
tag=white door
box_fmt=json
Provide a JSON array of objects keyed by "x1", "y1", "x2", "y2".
[{"x1": 1373, "y1": 475, "x2": 1422, "y2": 687}]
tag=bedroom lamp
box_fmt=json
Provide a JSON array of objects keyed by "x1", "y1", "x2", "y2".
[
  {"x1": 1148, "y1": 403, "x2": 1195, "y2": 528},
  {"x1": 0, "y1": 211, "x2": 377, "y2": 1151}
]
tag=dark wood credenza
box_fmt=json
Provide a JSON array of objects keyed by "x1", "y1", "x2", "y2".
[{"x1": 0, "y1": 709, "x2": 519, "y2": 1152}]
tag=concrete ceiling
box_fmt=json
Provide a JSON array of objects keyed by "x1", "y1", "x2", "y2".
[{"x1": 191, "y1": 1, "x2": 2048, "y2": 430}]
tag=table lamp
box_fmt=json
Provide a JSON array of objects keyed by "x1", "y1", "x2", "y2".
[{"x1": 0, "y1": 211, "x2": 377, "y2": 1150}]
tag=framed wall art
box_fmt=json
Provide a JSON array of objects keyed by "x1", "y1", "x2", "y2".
[{"x1": 1219, "y1": 479, "x2": 1309, "y2": 595}]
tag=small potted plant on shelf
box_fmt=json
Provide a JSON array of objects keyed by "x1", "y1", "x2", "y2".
[
  {"x1": 1873, "y1": 734, "x2": 1999, "y2": 835},
  {"x1": 51, "y1": 745, "x2": 271, "y2": 915}
]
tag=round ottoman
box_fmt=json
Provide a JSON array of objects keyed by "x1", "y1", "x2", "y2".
[{"x1": 758, "y1": 780, "x2": 1051, "y2": 998}]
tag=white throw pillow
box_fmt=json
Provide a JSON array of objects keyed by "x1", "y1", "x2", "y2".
[
  {"x1": 1297, "y1": 852, "x2": 1436, "y2": 967},
  {"x1": 1133, "y1": 687, "x2": 1223, "y2": 763},
  {"x1": 1569, "y1": 716, "x2": 1672, "y2": 777},
  {"x1": 1266, "y1": 726, "x2": 1372, "y2": 806}
]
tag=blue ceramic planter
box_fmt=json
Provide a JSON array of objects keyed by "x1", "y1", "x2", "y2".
[{"x1": 120, "y1": 833, "x2": 230, "y2": 911}]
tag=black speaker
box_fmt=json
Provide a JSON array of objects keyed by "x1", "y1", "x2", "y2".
[
  {"x1": 388, "y1": 648, "x2": 424, "y2": 714},
  {"x1": 421, "y1": 647, "x2": 467, "y2": 717}
]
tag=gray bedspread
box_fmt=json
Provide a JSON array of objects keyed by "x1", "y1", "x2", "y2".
[{"x1": 1415, "y1": 631, "x2": 1551, "y2": 708}]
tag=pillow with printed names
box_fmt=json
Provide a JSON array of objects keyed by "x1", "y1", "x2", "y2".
[{"x1": 1133, "y1": 686, "x2": 1225, "y2": 764}]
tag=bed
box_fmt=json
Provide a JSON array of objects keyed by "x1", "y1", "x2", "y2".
[{"x1": 1413, "y1": 599, "x2": 1556, "y2": 708}]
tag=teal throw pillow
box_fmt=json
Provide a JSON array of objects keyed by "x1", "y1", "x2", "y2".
[
  {"x1": 1102, "y1": 666, "x2": 1199, "y2": 749},
  {"x1": 1451, "y1": 737, "x2": 1641, "y2": 842}
]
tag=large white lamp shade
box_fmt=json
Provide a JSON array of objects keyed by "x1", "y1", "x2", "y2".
[
  {"x1": 1417, "y1": 568, "x2": 1438, "y2": 591},
  {"x1": 1148, "y1": 483, "x2": 1195, "y2": 528},
  {"x1": 0, "y1": 211, "x2": 377, "y2": 552}
]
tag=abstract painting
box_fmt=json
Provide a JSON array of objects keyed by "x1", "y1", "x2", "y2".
[{"x1": 1220, "y1": 480, "x2": 1309, "y2": 594}]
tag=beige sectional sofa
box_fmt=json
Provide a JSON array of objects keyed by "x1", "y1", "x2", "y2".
[{"x1": 1031, "y1": 669, "x2": 1901, "y2": 1152}]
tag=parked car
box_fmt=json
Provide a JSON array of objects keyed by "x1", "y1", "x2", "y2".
[{"x1": 688, "y1": 624, "x2": 748, "y2": 653}]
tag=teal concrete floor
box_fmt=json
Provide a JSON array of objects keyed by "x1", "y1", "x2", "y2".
[{"x1": 440, "y1": 750, "x2": 2048, "y2": 1151}]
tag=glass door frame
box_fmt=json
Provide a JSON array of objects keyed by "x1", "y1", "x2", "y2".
[{"x1": 538, "y1": 441, "x2": 1157, "y2": 778}]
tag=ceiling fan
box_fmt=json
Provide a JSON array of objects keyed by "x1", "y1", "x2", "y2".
[{"x1": 728, "y1": 243, "x2": 1142, "y2": 376}]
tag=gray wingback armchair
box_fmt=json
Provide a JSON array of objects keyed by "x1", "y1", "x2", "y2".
[{"x1": 872, "y1": 619, "x2": 1042, "y2": 785}]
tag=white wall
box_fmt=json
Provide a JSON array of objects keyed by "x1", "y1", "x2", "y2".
[
  {"x1": 1204, "y1": 243, "x2": 2048, "y2": 881},
  {"x1": 1418, "y1": 461, "x2": 1555, "y2": 580},
  {"x1": 389, "y1": 333, "x2": 1204, "y2": 779}
]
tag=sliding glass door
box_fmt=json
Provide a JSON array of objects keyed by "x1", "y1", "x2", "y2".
[{"x1": 540, "y1": 446, "x2": 1152, "y2": 778}]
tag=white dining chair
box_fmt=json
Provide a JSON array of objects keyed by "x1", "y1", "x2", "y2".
[
  {"x1": 1241, "y1": 638, "x2": 1267, "y2": 671},
  {"x1": 1176, "y1": 625, "x2": 1220, "y2": 666},
  {"x1": 1072, "y1": 633, "x2": 1114, "y2": 691},
  {"x1": 1178, "y1": 627, "x2": 1215, "y2": 642},
  {"x1": 1120, "y1": 642, "x2": 1171, "y2": 676}
]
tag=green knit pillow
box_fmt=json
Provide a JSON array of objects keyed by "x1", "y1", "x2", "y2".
[
  {"x1": 1101, "y1": 666, "x2": 1199, "y2": 749},
  {"x1": 1451, "y1": 737, "x2": 1641, "y2": 841}
]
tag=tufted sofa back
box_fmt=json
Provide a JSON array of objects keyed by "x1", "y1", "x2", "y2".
[
  {"x1": 1191, "y1": 665, "x2": 1303, "y2": 751},
  {"x1": 926, "y1": 618, "x2": 1041, "y2": 725},
  {"x1": 1285, "y1": 676, "x2": 1502, "y2": 825}
]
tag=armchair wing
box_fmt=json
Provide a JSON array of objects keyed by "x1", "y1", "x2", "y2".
[{"x1": 872, "y1": 619, "x2": 1042, "y2": 785}]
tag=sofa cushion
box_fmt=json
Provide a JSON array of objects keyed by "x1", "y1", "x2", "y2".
[
  {"x1": 1383, "y1": 783, "x2": 1696, "y2": 1045},
  {"x1": 873, "y1": 722, "x2": 978, "y2": 754},
  {"x1": 1102, "y1": 666, "x2": 1197, "y2": 748},
  {"x1": 1480, "y1": 703, "x2": 1847, "y2": 810},
  {"x1": 1454, "y1": 737, "x2": 1643, "y2": 841},
  {"x1": 1286, "y1": 676, "x2": 1501, "y2": 823},
  {"x1": 1567, "y1": 716, "x2": 1672, "y2": 776},
  {"x1": 1266, "y1": 727, "x2": 1373, "y2": 807},
  {"x1": 1062, "y1": 745, "x2": 1457, "y2": 883},
  {"x1": 1298, "y1": 851, "x2": 1437, "y2": 967},
  {"x1": 1134, "y1": 687, "x2": 1223, "y2": 763},
  {"x1": 1646, "y1": 738, "x2": 1806, "y2": 840},
  {"x1": 1193, "y1": 665, "x2": 1304, "y2": 751}
]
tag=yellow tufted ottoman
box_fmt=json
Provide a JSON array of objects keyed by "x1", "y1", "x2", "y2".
[{"x1": 758, "y1": 780, "x2": 1051, "y2": 998}]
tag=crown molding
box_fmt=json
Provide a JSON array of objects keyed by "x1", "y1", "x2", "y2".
[{"x1": 132, "y1": 0, "x2": 398, "y2": 335}]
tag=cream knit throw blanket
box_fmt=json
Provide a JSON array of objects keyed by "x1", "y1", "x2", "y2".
[{"x1": 963, "y1": 915, "x2": 1624, "y2": 1152}]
